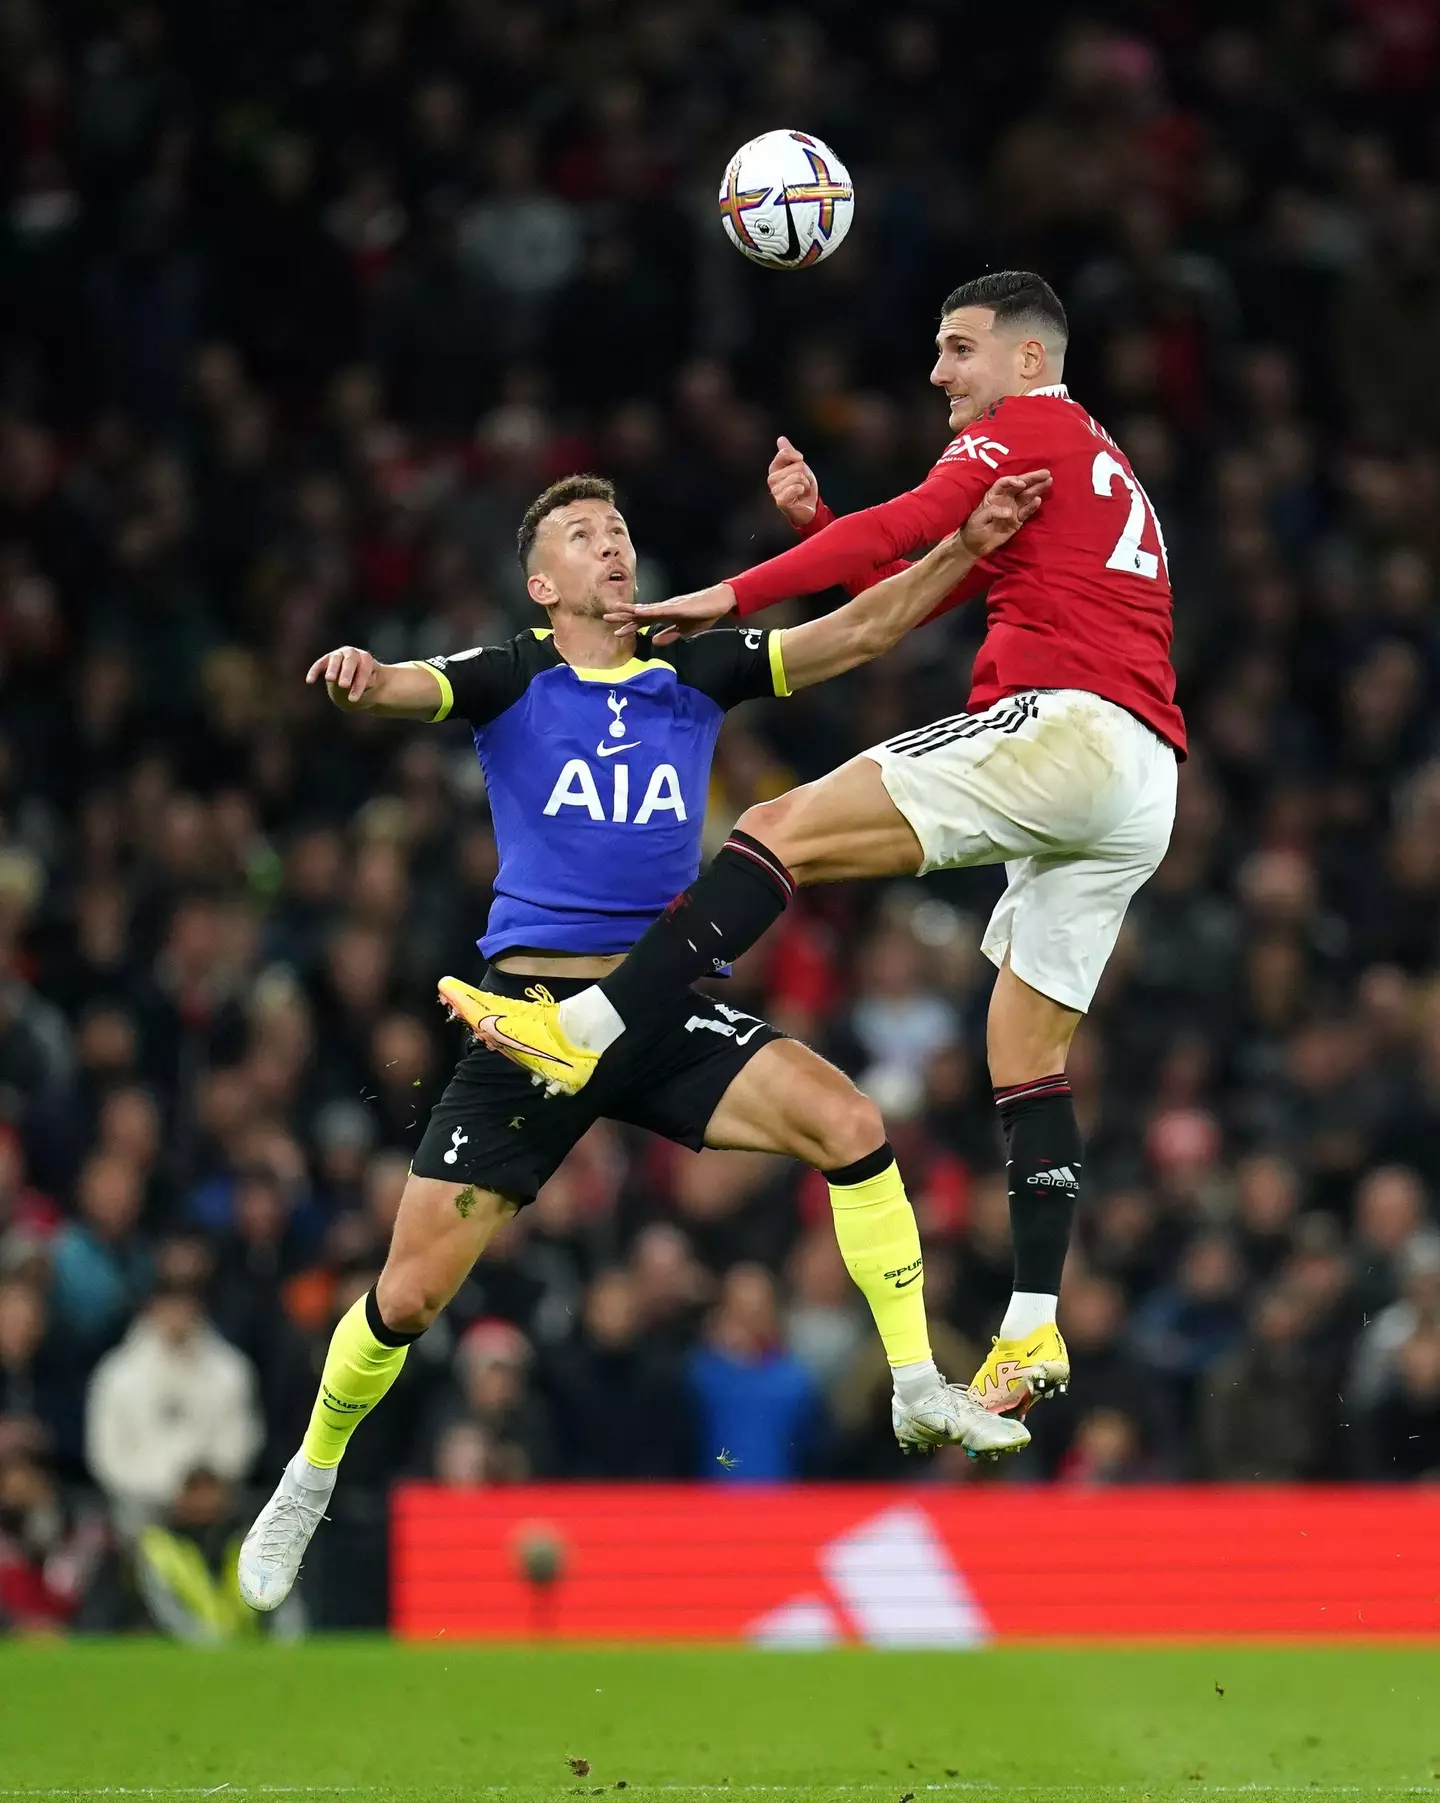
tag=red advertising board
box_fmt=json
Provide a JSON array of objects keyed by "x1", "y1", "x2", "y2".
[{"x1": 392, "y1": 1484, "x2": 1440, "y2": 1643}]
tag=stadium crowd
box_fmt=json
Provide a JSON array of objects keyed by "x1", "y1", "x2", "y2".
[{"x1": 3, "y1": 0, "x2": 1440, "y2": 1630}]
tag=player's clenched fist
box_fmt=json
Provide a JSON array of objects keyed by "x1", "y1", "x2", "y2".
[
  {"x1": 306, "y1": 644, "x2": 379, "y2": 705},
  {"x1": 767, "y1": 435, "x2": 818, "y2": 528}
]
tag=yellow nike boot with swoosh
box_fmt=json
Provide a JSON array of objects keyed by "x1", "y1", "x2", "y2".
[
  {"x1": 967, "y1": 1322, "x2": 1070, "y2": 1419},
  {"x1": 438, "y1": 977, "x2": 600, "y2": 1096}
]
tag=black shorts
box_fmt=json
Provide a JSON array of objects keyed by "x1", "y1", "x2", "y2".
[{"x1": 411, "y1": 967, "x2": 786, "y2": 1203}]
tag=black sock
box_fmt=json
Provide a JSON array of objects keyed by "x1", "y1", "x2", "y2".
[
  {"x1": 994, "y1": 1076, "x2": 1082, "y2": 1295},
  {"x1": 599, "y1": 829, "x2": 795, "y2": 1035}
]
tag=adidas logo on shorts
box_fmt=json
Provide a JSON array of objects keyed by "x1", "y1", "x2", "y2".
[{"x1": 1027, "y1": 1165, "x2": 1078, "y2": 1188}]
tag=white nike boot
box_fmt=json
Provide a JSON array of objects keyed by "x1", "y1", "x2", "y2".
[
  {"x1": 893, "y1": 1382, "x2": 1031, "y2": 1459},
  {"x1": 237, "y1": 1455, "x2": 335, "y2": 1612}
]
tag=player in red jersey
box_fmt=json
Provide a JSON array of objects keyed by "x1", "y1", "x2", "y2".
[{"x1": 458, "y1": 272, "x2": 1182, "y2": 1426}]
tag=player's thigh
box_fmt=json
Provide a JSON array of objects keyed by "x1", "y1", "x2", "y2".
[
  {"x1": 867, "y1": 691, "x2": 1154, "y2": 876},
  {"x1": 703, "y1": 1037, "x2": 885, "y2": 1170},
  {"x1": 979, "y1": 734, "x2": 1174, "y2": 1041},
  {"x1": 375, "y1": 1172, "x2": 519, "y2": 1328},
  {"x1": 392, "y1": 1041, "x2": 598, "y2": 1323},
  {"x1": 608, "y1": 990, "x2": 863, "y2": 1163},
  {"x1": 738, "y1": 754, "x2": 924, "y2": 885}
]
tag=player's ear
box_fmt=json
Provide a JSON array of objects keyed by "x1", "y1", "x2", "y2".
[
  {"x1": 526, "y1": 570, "x2": 558, "y2": 609},
  {"x1": 1020, "y1": 336, "x2": 1047, "y2": 380}
]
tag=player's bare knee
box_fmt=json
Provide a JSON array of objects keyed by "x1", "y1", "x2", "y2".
[
  {"x1": 734, "y1": 796, "x2": 802, "y2": 872},
  {"x1": 813, "y1": 1088, "x2": 887, "y2": 1173},
  {"x1": 374, "y1": 1261, "x2": 445, "y2": 1337}
]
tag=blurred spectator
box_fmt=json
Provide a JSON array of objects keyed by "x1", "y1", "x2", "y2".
[
  {"x1": 432, "y1": 1421, "x2": 497, "y2": 1487},
  {"x1": 784, "y1": 1227, "x2": 866, "y2": 1389},
  {"x1": 845, "y1": 923, "x2": 960, "y2": 1094},
  {"x1": 1231, "y1": 1154, "x2": 1302, "y2": 1288},
  {"x1": 687, "y1": 1265, "x2": 819, "y2": 1481},
  {"x1": 84, "y1": 1284, "x2": 261, "y2": 1527},
  {"x1": 1350, "y1": 1234, "x2": 1440, "y2": 1409},
  {"x1": 628, "y1": 1223, "x2": 710, "y2": 1355},
  {"x1": 48, "y1": 1154, "x2": 151, "y2": 1349},
  {"x1": 1360, "y1": 1326, "x2": 1440, "y2": 1480},
  {"x1": 1350, "y1": 1166, "x2": 1432, "y2": 1321},
  {"x1": 541, "y1": 1270, "x2": 691, "y2": 1479},
  {"x1": 134, "y1": 1468, "x2": 257, "y2": 1643},
  {"x1": 0, "y1": 1278, "x2": 80, "y2": 1470},
  {"x1": 1336, "y1": 186, "x2": 1440, "y2": 445},
  {"x1": 0, "y1": 1453, "x2": 112, "y2": 1634},
  {"x1": 1129, "y1": 1232, "x2": 1246, "y2": 1429},
  {"x1": 0, "y1": 1128, "x2": 59, "y2": 1242},
  {"x1": 1199, "y1": 1289, "x2": 1332, "y2": 1480},
  {"x1": 424, "y1": 1318, "x2": 556, "y2": 1482},
  {"x1": 1056, "y1": 1408, "x2": 1151, "y2": 1486}
]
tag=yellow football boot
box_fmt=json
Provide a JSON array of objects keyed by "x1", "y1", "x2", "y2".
[
  {"x1": 437, "y1": 977, "x2": 600, "y2": 1096},
  {"x1": 967, "y1": 1322, "x2": 1070, "y2": 1419}
]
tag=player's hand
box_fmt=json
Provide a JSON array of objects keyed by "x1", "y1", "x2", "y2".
[
  {"x1": 306, "y1": 644, "x2": 379, "y2": 705},
  {"x1": 768, "y1": 435, "x2": 819, "y2": 529},
  {"x1": 605, "y1": 582, "x2": 738, "y2": 646},
  {"x1": 960, "y1": 469, "x2": 1051, "y2": 559}
]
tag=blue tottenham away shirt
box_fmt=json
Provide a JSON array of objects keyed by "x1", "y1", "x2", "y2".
[{"x1": 417, "y1": 625, "x2": 790, "y2": 959}]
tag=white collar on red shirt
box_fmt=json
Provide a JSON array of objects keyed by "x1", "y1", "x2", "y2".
[{"x1": 1028, "y1": 383, "x2": 1070, "y2": 398}]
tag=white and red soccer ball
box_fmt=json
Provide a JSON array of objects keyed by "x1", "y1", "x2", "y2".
[{"x1": 718, "y1": 130, "x2": 854, "y2": 270}]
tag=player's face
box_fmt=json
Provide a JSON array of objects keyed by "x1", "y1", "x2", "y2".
[
  {"x1": 532, "y1": 500, "x2": 637, "y2": 619},
  {"x1": 931, "y1": 307, "x2": 1030, "y2": 429}
]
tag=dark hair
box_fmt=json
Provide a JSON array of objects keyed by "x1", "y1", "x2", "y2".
[
  {"x1": 517, "y1": 474, "x2": 617, "y2": 570},
  {"x1": 941, "y1": 271, "x2": 1068, "y2": 347}
]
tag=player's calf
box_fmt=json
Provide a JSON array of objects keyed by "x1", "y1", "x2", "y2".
[
  {"x1": 968, "y1": 966, "x2": 1084, "y2": 1417},
  {"x1": 240, "y1": 1174, "x2": 513, "y2": 1613},
  {"x1": 238, "y1": 1285, "x2": 415, "y2": 1613},
  {"x1": 707, "y1": 1041, "x2": 1029, "y2": 1459}
]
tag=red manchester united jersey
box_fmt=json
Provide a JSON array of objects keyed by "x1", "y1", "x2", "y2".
[{"x1": 728, "y1": 385, "x2": 1186, "y2": 755}]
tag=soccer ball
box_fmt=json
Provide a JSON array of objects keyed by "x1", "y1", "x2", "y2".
[{"x1": 718, "y1": 130, "x2": 854, "y2": 270}]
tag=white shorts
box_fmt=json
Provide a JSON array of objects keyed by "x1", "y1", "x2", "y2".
[{"x1": 866, "y1": 689, "x2": 1178, "y2": 1013}]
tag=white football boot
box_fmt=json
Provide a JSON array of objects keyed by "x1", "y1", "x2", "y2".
[
  {"x1": 237, "y1": 1456, "x2": 335, "y2": 1612},
  {"x1": 893, "y1": 1380, "x2": 1032, "y2": 1459}
]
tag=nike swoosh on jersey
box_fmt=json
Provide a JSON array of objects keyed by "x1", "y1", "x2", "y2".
[
  {"x1": 894, "y1": 1270, "x2": 923, "y2": 1288},
  {"x1": 596, "y1": 740, "x2": 642, "y2": 757}
]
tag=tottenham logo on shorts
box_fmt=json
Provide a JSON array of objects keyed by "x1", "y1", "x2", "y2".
[
  {"x1": 443, "y1": 1125, "x2": 469, "y2": 1166},
  {"x1": 884, "y1": 694, "x2": 1040, "y2": 759}
]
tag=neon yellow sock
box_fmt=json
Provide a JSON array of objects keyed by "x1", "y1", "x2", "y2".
[
  {"x1": 300, "y1": 1295, "x2": 410, "y2": 1469},
  {"x1": 828, "y1": 1157, "x2": 932, "y2": 1368}
]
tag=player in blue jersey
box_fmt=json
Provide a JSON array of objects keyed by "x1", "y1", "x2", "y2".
[{"x1": 238, "y1": 470, "x2": 1046, "y2": 1611}]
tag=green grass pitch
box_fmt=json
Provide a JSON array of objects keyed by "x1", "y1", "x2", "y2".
[{"x1": 2, "y1": 1641, "x2": 1438, "y2": 1802}]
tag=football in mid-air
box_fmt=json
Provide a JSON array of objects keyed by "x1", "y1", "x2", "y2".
[{"x1": 718, "y1": 130, "x2": 854, "y2": 270}]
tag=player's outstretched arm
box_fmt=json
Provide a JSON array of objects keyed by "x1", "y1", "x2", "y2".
[
  {"x1": 775, "y1": 471, "x2": 1049, "y2": 692},
  {"x1": 305, "y1": 646, "x2": 448, "y2": 720},
  {"x1": 614, "y1": 430, "x2": 1029, "y2": 643}
]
